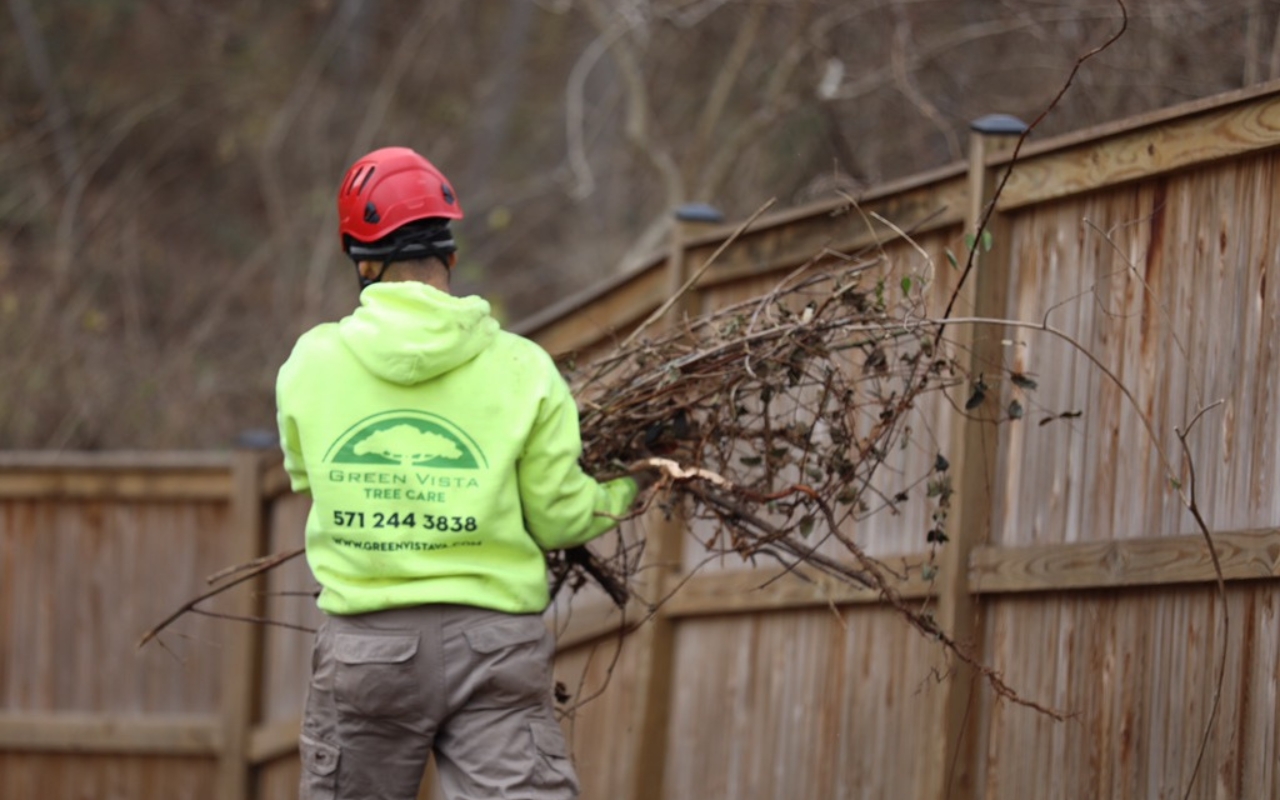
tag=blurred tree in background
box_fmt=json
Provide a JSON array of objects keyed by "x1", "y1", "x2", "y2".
[{"x1": 1, "y1": 0, "x2": 1274, "y2": 448}]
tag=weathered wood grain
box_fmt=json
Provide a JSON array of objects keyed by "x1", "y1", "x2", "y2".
[
  {"x1": 980, "y1": 584, "x2": 1278, "y2": 799},
  {"x1": 0, "y1": 713, "x2": 220, "y2": 755},
  {"x1": 999, "y1": 89, "x2": 1280, "y2": 209},
  {"x1": 970, "y1": 529, "x2": 1280, "y2": 594},
  {"x1": 660, "y1": 556, "x2": 935, "y2": 618},
  {"x1": 550, "y1": 594, "x2": 646, "y2": 651},
  {"x1": 216, "y1": 452, "x2": 268, "y2": 800},
  {"x1": 246, "y1": 719, "x2": 299, "y2": 765},
  {"x1": 0, "y1": 466, "x2": 232, "y2": 500}
]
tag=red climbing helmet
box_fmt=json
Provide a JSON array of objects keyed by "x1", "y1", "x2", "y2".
[{"x1": 337, "y1": 147, "x2": 463, "y2": 259}]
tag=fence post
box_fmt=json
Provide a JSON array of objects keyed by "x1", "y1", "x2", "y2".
[
  {"x1": 928, "y1": 114, "x2": 1026, "y2": 800},
  {"x1": 623, "y1": 204, "x2": 722, "y2": 800},
  {"x1": 218, "y1": 450, "x2": 268, "y2": 800},
  {"x1": 622, "y1": 514, "x2": 682, "y2": 800}
]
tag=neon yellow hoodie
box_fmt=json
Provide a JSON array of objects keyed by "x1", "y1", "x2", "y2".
[{"x1": 276, "y1": 282, "x2": 636, "y2": 615}]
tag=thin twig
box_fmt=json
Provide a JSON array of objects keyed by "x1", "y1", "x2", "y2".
[
  {"x1": 138, "y1": 547, "x2": 305, "y2": 649},
  {"x1": 188, "y1": 608, "x2": 317, "y2": 635},
  {"x1": 936, "y1": 0, "x2": 1130, "y2": 339},
  {"x1": 1176, "y1": 401, "x2": 1228, "y2": 800}
]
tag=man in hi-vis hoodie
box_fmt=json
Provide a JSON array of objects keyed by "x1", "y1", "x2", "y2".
[{"x1": 277, "y1": 147, "x2": 647, "y2": 800}]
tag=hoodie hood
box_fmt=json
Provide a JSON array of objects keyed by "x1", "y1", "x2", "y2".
[{"x1": 338, "y1": 282, "x2": 499, "y2": 385}]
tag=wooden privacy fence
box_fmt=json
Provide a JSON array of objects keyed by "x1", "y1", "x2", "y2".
[
  {"x1": 5, "y1": 80, "x2": 1280, "y2": 799},
  {"x1": 518, "y1": 80, "x2": 1280, "y2": 800},
  {"x1": 0, "y1": 451, "x2": 319, "y2": 800}
]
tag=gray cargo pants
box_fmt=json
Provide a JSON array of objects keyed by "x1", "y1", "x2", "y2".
[{"x1": 298, "y1": 604, "x2": 579, "y2": 800}]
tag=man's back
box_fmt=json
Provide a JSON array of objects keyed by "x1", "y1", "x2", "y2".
[{"x1": 277, "y1": 281, "x2": 636, "y2": 616}]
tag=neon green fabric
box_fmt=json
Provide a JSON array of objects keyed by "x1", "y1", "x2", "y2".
[{"x1": 276, "y1": 282, "x2": 636, "y2": 615}]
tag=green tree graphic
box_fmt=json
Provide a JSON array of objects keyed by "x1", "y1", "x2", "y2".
[{"x1": 352, "y1": 425, "x2": 463, "y2": 466}]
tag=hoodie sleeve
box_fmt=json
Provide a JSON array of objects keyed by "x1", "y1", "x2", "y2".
[
  {"x1": 275, "y1": 354, "x2": 311, "y2": 494},
  {"x1": 517, "y1": 363, "x2": 637, "y2": 550}
]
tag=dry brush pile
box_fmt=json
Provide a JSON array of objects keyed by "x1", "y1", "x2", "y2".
[
  {"x1": 542, "y1": 237, "x2": 1073, "y2": 713},
  {"x1": 550, "y1": 252, "x2": 961, "y2": 609}
]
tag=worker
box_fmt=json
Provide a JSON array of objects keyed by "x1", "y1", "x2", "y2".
[{"x1": 276, "y1": 146, "x2": 651, "y2": 799}]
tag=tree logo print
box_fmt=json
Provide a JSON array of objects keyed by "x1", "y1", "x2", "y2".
[
  {"x1": 324, "y1": 411, "x2": 487, "y2": 469},
  {"x1": 352, "y1": 425, "x2": 463, "y2": 466}
]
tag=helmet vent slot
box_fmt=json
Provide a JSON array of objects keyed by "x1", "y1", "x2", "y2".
[
  {"x1": 343, "y1": 167, "x2": 365, "y2": 196},
  {"x1": 355, "y1": 166, "x2": 377, "y2": 194}
]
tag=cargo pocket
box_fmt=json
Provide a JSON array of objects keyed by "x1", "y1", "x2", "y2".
[
  {"x1": 299, "y1": 735, "x2": 339, "y2": 800},
  {"x1": 530, "y1": 719, "x2": 580, "y2": 793},
  {"x1": 463, "y1": 615, "x2": 550, "y2": 706},
  {"x1": 333, "y1": 632, "x2": 419, "y2": 719}
]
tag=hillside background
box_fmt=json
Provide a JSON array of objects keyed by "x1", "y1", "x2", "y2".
[{"x1": 2, "y1": 0, "x2": 1276, "y2": 449}]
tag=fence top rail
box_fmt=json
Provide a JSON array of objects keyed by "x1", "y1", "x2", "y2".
[
  {"x1": 0, "y1": 450, "x2": 240, "y2": 471},
  {"x1": 998, "y1": 76, "x2": 1280, "y2": 167},
  {"x1": 0, "y1": 451, "x2": 262, "y2": 501}
]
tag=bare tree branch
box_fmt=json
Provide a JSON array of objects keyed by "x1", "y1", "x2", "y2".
[
  {"x1": 565, "y1": 14, "x2": 631, "y2": 199},
  {"x1": 255, "y1": 0, "x2": 357, "y2": 257},
  {"x1": 6, "y1": 0, "x2": 79, "y2": 183},
  {"x1": 1175, "y1": 400, "x2": 1229, "y2": 800},
  {"x1": 138, "y1": 547, "x2": 305, "y2": 649},
  {"x1": 691, "y1": 0, "x2": 765, "y2": 159},
  {"x1": 695, "y1": 6, "x2": 811, "y2": 198},
  {"x1": 890, "y1": 7, "x2": 962, "y2": 162},
  {"x1": 583, "y1": 0, "x2": 686, "y2": 209}
]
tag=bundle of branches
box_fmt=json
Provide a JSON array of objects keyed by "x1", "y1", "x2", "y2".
[{"x1": 547, "y1": 251, "x2": 965, "y2": 622}]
